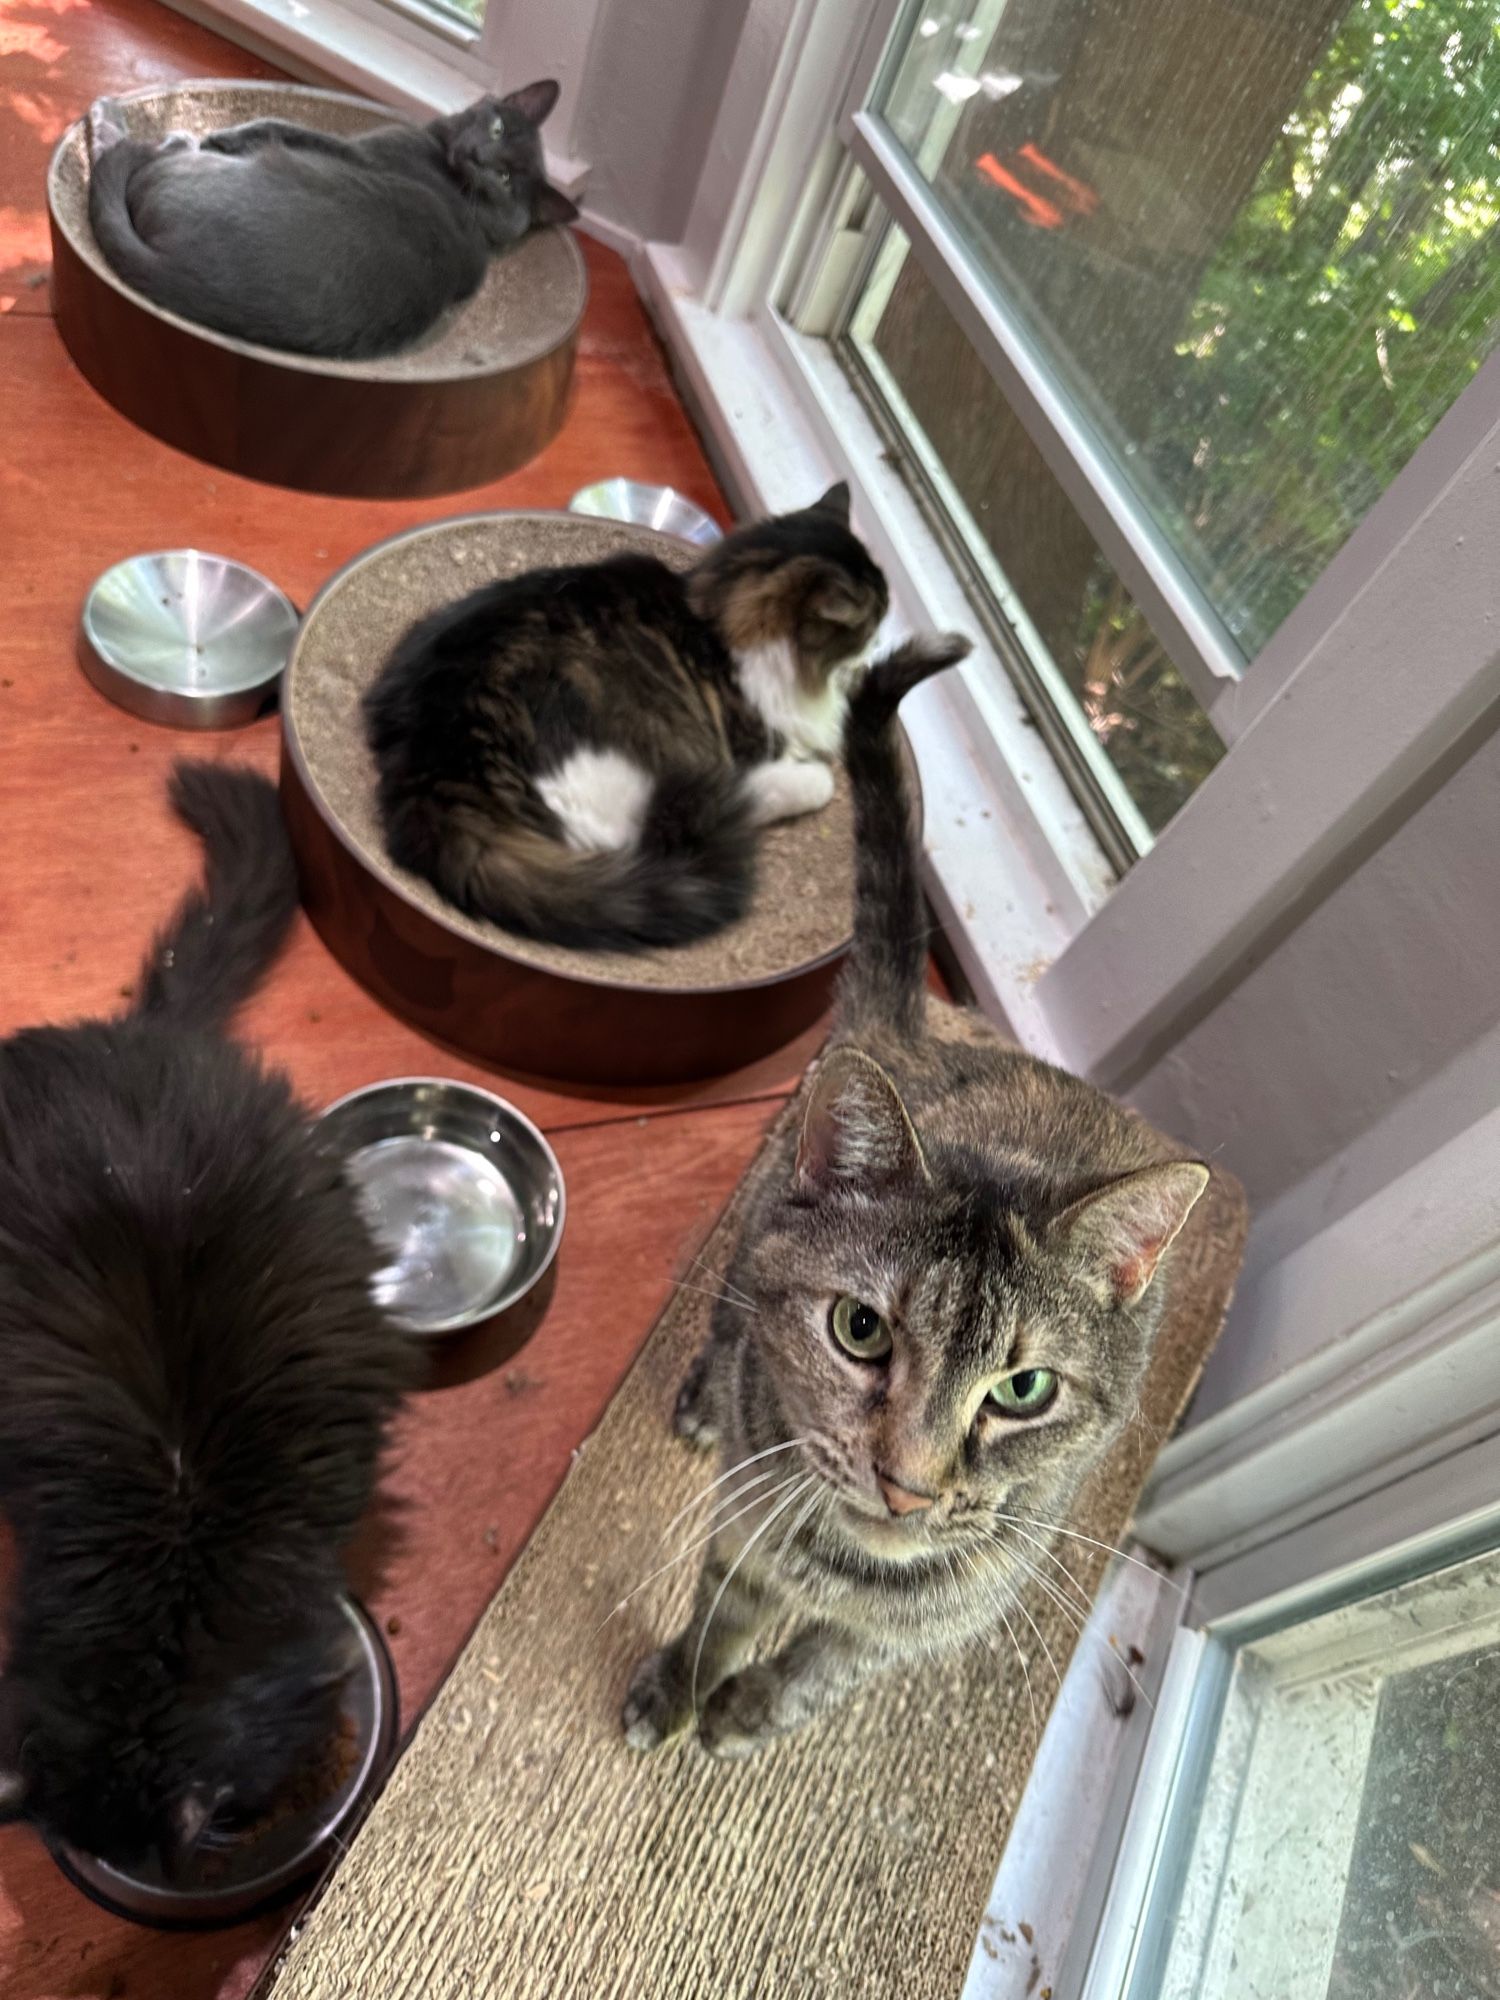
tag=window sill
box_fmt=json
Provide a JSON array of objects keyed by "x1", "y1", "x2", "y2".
[{"x1": 638, "y1": 242, "x2": 1115, "y2": 1065}]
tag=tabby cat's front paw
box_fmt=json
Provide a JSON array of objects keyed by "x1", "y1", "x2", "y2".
[
  {"x1": 672, "y1": 1352, "x2": 718, "y2": 1451},
  {"x1": 621, "y1": 1647, "x2": 691, "y2": 1752},
  {"x1": 698, "y1": 1668, "x2": 781, "y2": 1760}
]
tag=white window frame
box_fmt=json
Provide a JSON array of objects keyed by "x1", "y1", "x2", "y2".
[
  {"x1": 639, "y1": 0, "x2": 1500, "y2": 1089},
  {"x1": 1081, "y1": 1480, "x2": 1500, "y2": 2000}
]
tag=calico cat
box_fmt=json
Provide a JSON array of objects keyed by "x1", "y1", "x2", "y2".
[
  {"x1": 87, "y1": 82, "x2": 578, "y2": 360},
  {"x1": 363, "y1": 483, "x2": 889, "y2": 951},
  {"x1": 0, "y1": 765, "x2": 417, "y2": 1869},
  {"x1": 622, "y1": 634, "x2": 1210, "y2": 1758}
]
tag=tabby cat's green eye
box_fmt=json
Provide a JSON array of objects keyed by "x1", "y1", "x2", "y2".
[
  {"x1": 830, "y1": 1295, "x2": 892, "y2": 1362},
  {"x1": 987, "y1": 1368, "x2": 1059, "y2": 1417}
]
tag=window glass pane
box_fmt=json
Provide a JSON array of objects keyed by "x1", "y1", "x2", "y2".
[
  {"x1": 845, "y1": 225, "x2": 1223, "y2": 839},
  {"x1": 1148, "y1": 1544, "x2": 1500, "y2": 2000},
  {"x1": 876, "y1": 0, "x2": 1500, "y2": 657}
]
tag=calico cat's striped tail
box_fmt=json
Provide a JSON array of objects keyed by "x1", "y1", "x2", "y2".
[
  {"x1": 836, "y1": 632, "x2": 972, "y2": 1039},
  {"x1": 416, "y1": 770, "x2": 756, "y2": 952}
]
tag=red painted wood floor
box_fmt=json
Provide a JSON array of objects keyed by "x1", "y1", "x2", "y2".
[{"x1": 0, "y1": 4, "x2": 822, "y2": 1993}]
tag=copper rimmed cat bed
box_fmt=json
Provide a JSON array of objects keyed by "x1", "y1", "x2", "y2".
[
  {"x1": 281, "y1": 513, "x2": 890, "y2": 1085},
  {"x1": 47, "y1": 83, "x2": 586, "y2": 498}
]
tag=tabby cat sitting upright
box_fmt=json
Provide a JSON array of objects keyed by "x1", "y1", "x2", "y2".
[
  {"x1": 363, "y1": 483, "x2": 889, "y2": 950},
  {"x1": 622, "y1": 634, "x2": 1210, "y2": 1759},
  {"x1": 87, "y1": 82, "x2": 577, "y2": 360}
]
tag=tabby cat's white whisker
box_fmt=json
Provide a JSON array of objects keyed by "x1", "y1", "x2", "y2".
[
  {"x1": 600, "y1": 1472, "x2": 802, "y2": 1629},
  {"x1": 997, "y1": 1537, "x2": 1156, "y2": 1718},
  {"x1": 773, "y1": 1485, "x2": 824, "y2": 1569},
  {"x1": 989, "y1": 1595, "x2": 1041, "y2": 1746},
  {"x1": 690, "y1": 1475, "x2": 815, "y2": 1719},
  {"x1": 993, "y1": 1514, "x2": 1186, "y2": 1596},
  {"x1": 657, "y1": 1437, "x2": 807, "y2": 1542},
  {"x1": 684, "y1": 1252, "x2": 755, "y2": 1310},
  {"x1": 1007, "y1": 1576, "x2": 1066, "y2": 1696},
  {"x1": 667, "y1": 1277, "x2": 758, "y2": 1315}
]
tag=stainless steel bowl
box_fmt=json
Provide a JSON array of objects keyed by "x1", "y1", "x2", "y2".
[
  {"x1": 52, "y1": 1596, "x2": 396, "y2": 1929},
  {"x1": 568, "y1": 478, "x2": 723, "y2": 546},
  {"x1": 318, "y1": 1078, "x2": 566, "y2": 1337},
  {"x1": 79, "y1": 549, "x2": 298, "y2": 728}
]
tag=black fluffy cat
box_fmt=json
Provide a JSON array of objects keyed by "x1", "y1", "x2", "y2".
[
  {"x1": 87, "y1": 82, "x2": 578, "y2": 360},
  {"x1": 363, "y1": 483, "x2": 890, "y2": 950},
  {"x1": 0, "y1": 764, "x2": 417, "y2": 1870}
]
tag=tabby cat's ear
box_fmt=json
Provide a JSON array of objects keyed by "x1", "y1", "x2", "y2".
[
  {"x1": 813, "y1": 480, "x2": 851, "y2": 523},
  {"x1": 535, "y1": 183, "x2": 580, "y2": 227},
  {"x1": 500, "y1": 78, "x2": 561, "y2": 127},
  {"x1": 1048, "y1": 1161, "x2": 1209, "y2": 1307},
  {"x1": 794, "y1": 1046, "x2": 929, "y2": 1196}
]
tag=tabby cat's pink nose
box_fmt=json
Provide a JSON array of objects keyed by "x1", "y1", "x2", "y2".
[{"x1": 877, "y1": 1473, "x2": 935, "y2": 1516}]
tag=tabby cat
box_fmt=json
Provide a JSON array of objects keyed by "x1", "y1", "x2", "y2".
[
  {"x1": 87, "y1": 82, "x2": 578, "y2": 360},
  {"x1": 0, "y1": 766, "x2": 417, "y2": 1868},
  {"x1": 623, "y1": 634, "x2": 1209, "y2": 1758},
  {"x1": 363, "y1": 483, "x2": 889, "y2": 950}
]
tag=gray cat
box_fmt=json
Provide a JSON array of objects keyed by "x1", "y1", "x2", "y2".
[
  {"x1": 86, "y1": 82, "x2": 578, "y2": 360},
  {"x1": 623, "y1": 632, "x2": 1209, "y2": 1758}
]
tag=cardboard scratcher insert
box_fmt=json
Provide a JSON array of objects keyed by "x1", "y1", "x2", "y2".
[
  {"x1": 48, "y1": 83, "x2": 586, "y2": 498},
  {"x1": 282, "y1": 512, "x2": 882, "y2": 1085},
  {"x1": 256, "y1": 1004, "x2": 1248, "y2": 2000}
]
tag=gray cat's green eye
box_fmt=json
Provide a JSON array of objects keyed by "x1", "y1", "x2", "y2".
[
  {"x1": 987, "y1": 1368, "x2": 1059, "y2": 1417},
  {"x1": 830, "y1": 1295, "x2": 892, "y2": 1362}
]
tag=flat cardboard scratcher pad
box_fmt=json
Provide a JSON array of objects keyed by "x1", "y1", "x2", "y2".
[
  {"x1": 48, "y1": 84, "x2": 586, "y2": 496},
  {"x1": 259, "y1": 1005, "x2": 1247, "y2": 2000},
  {"x1": 281, "y1": 513, "x2": 878, "y2": 1084}
]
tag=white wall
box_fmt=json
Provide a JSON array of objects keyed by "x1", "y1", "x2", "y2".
[
  {"x1": 570, "y1": 0, "x2": 751, "y2": 243},
  {"x1": 1127, "y1": 715, "x2": 1500, "y2": 1422}
]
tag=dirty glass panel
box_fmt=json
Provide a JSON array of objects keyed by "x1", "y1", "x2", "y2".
[
  {"x1": 875, "y1": 0, "x2": 1500, "y2": 658},
  {"x1": 847, "y1": 227, "x2": 1223, "y2": 838},
  {"x1": 1154, "y1": 1545, "x2": 1500, "y2": 2000}
]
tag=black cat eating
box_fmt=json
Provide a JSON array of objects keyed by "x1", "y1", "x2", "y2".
[
  {"x1": 0, "y1": 765, "x2": 418, "y2": 1872},
  {"x1": 87, "y1": 81, "x2": 578, "y2": 360}
]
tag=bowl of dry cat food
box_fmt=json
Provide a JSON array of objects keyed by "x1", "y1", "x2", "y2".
[
  {"x1": 280, "y1": 510, "x2": 903, "y2": 1084},
  {"x1": 46, "y1": 81, "x2": 587, "y2": 497},
  {"x1": 51, "y1": 1596, "x2": 397, "y2": 1928},
  {"x1": 318, "y1": 1077, "x2": 565, "y2": 1337}
]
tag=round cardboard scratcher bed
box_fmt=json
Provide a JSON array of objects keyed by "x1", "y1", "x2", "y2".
[
  {"x1": 281, "y1": 513, "x2": 881, "y2": 1084},
  {"x1": 47, "y1": 83, "x2": 586, "y2": 498}
]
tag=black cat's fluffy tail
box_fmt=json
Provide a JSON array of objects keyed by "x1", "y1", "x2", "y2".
[
  {"x1": 131, "y1": 762, "x2": 299, "y2": 1033},
  {"x1": 424, "y1": 769, "x2": 755, "y2": 951},
  {"x1": 836, "y1": 632, "x2": 972, "y2": 1040}
]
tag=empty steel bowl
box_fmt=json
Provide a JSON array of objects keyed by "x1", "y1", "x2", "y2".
[
  {"x1": 568, "y1": 478, "x2": 723, "y2": 546},
  {"x1": 52, "y1": 1596, "x2": 396, "y2": 1928},
  {"x1": 79, "y1": 549, "x2": 298, "y2": 727},
  {"x1": 318, "y1": 1079, "x2": 566, "y2": 1337}
]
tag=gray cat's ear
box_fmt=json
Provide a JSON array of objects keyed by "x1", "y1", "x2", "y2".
[
  {"x1": 794, "y1": 1047, "x2": 929, "y2": 1196},
  {"x1": 813, "y1": 480, "x2": 851, "y2": 523},
  {"x1": 1049, "y1": 1161, "x2": 1209, "y2": 1307},
  {"x1": 535, "y1": 183, "x2": 580, "y2": 227},
  {"x1": 500, "y1": 78, "x2": 561, "y2": 126}
]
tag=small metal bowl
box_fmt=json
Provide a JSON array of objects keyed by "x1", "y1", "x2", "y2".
[
  {"x1": 318, "y1": 1078, "x2": 566, "y2": 1337},
  {"x1": 79, "y1": 549, "x2": 298, "y2": 728},
  {"x1": 52, "y1": 1596, "x2": 396, "y2": 1930},
  {"x1": 568, "y1": 478, "x2": 723, "y2": 547}
]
